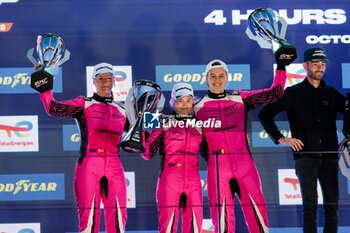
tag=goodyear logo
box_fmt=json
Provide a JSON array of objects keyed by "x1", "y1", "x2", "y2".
[
  {"x1": 251, "y1": 121, "x2": 291, "y2": 148},
  {"x1": 63, "y1": 124, "x2": 80, "y2": 151},
  {"x1": 0, "y1": 68, "x2": 62, "y2": 94},
  {"x1": 156, "y1": 64, "x2": 250, "y2": 91},
  {"x1": 342, "y1": 63, "x2": 350, "y2": 89},
  {"x1": 251, "y1": 120, "x2": 344, "y2": 148},
  {"x1": 0, "y1": 174, "x2": 65, "y2": 201}
]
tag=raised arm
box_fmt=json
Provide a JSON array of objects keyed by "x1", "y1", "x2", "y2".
[
  {"x1": 40, "y1": 90, "x2": 85, "y2": 118},
  {"x1": 239, "y1": 68, "x2": 287, "y2": 110}
]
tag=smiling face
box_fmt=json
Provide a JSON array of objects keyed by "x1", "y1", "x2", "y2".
[
  {"x1": 174, "y1": 95, "x2": 194, "y2": 116},
  {"x1": 206, "y1": 67, "x2": 228, "y2": 94},
  {"x1": 93, "y1": 73, "x2": 115, "y2": 97},
  {"x1": 303, "y1": 60, "x2": 327, "y2": 81}
]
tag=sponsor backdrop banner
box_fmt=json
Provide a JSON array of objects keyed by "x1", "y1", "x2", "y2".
[
  {"x1": 0, "y1": 115, "x2": 38, "y2": 152},
  {"x1": 278, "y1": 169, "x2": 323, "y2": 205},
  {"x1": 0, "y1": 174, "x2": 65, "y2": 201},
  {"x1": 1, "y1": 0, "x2": 349, "y2": 232},
  {"x1": 156, "y1": 64, "x2": 251, "y2": 91},
  {"x1": 0, "y1": 68, "x2": 62, "y2": 93}
]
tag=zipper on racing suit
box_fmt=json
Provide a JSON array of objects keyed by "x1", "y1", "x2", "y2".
[{"x1": 183, "y1": 126, "x2": 188, "y2": 189}]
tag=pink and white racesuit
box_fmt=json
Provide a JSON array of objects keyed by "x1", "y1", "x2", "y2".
[
  {"x1": 142, "y1": 115, "x2": 204, "y2": 233},
  {"x1": 40, "y1": 90, "x2": 127, "y2": 233},
  {"x1": 194, "y1": 69, "x2": 286, "y2": 233}
]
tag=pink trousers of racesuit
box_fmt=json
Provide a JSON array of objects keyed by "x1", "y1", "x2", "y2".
[
  {"x1": 74, "y1": 157, "x2": 127, "y2": 233},
  {"x1": 207, "y1": 153, "x2": 268, "y2": 233},
  {"x1": 156, "y1": 165, "x2": 203, "y2": 233}
]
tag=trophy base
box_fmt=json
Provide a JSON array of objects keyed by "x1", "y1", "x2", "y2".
[
  {"x1": 30, "y1": 69, "x2": 54, "y2": 93},
  {"x1": 274, "y1": 42, "x2": 297, "y2": 66},
  {"x1": 120, "y1": 140, "x2": 145, "y2": 154}
]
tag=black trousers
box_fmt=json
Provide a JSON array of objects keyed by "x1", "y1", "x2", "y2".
[{"x1": 295, "y1": 157, "x2": 339, "y2": 233}]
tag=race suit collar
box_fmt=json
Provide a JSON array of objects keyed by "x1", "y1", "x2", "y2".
[
  {"x1": 92, "y1": 93, "x2": 113, "y2": 103},
  {"x1": 208, "y1": 91, "x2": 227, "y2": 99}
]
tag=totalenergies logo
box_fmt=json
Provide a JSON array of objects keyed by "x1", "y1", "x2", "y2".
[
  {"x1": 274, "y1": 63, "x2": 306, "y2": 89},
  {"x1": 286, "y1": 72, "x2": 304, "y2": 86},
  {"x1": 114, "y1": 71, "x2": 127, "y2": 82},
  {"x1": 285, "y1": 64, "x2": 306, "y2": 88},
  {"x1": 286, "y1": 178, "x2": 299, "y2": 189},
  {"x1": 0, "y1": 179, "x2": 57, "y2": 195},
  {"x1": 283, "y1": 177, "x2": 302, "y2": 199},
  {"x1": 113, "y1": 70, "x2": 129, "y2": 98},
  {"x1": 0, "y1": 121, "x2": 32, "y2": 138},
  {"x1": 278, "y1": 169, "x2": 323, "y2": 205}
]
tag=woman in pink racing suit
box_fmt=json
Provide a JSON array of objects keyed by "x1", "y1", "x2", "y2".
[
  {"x1": 142, "y1": 82, "x2": 204, "y2": 233},
  {"x1": 194, "y1": 58, "x2": 290, "y2": 233},
  {"x1": 38, "y1": 63, "x2": 128, "y2": 233}
]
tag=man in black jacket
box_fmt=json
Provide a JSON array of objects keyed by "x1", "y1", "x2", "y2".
[{"x1": 259, "y1": 47, "x2": 346, "y2": 233}]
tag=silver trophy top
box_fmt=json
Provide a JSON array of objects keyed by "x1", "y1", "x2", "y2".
[
  {"x1": 133, "y1": 80, "x2": 161, "y2": 116},
  {"x1": 37, "y1": 33, "x2": 65, "y2": 68},
  {"x1": 124, "y1": 80, "x2": 165, "y2": 126},
  {"x1": 246, "y1": 8, "x2": 288, "y2": 50},
  {"x1": 27, "y1": 33, "x2": 70, "y2": 73},
  {"x1": 248, "y1": 8, "x2": 278, "y2": 41}
]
